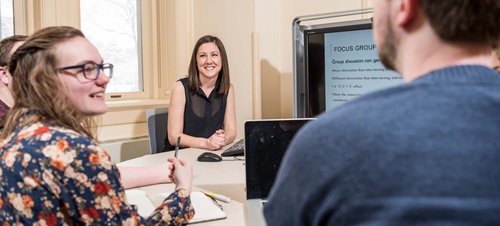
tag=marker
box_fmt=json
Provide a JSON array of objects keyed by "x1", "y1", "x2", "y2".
[
  {"x1": 174, "y1": 136, "x2": 181, "y2": 158},
  {"x1": 203, "y1": 191, "x2": 231, "y2": 203}
]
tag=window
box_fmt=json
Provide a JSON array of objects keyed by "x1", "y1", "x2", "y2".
[
  {"x1": 80, "y1": 0, "x2": 143, "y2": 96},
  {"x1": 1, "y1": 0, "x2": 14, "y2": 38}
]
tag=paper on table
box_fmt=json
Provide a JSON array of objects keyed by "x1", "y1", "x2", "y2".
[
  {"x1": 124, "y1": 189, "x2": 156, "y2": 216},
  {"x1": 125, "y1": 190, "x2": 227, "y2": 224}
]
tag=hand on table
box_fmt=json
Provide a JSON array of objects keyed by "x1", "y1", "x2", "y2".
[
  {"x1": 205, "y1": 130, "x2": 226, "y2": 150},
  {"x1": 167, "y1": 157, "x2": 193, "y2": 194}
]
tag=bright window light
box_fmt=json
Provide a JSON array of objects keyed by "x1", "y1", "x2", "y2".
[
  {"x1": 1, "y1": 0, "x2": 14, "y2": 39},
  {"x1": 80, "y1": 0, "x2": 143, "y2": 94}
]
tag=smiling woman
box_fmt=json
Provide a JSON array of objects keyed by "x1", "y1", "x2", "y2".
[
  {"x1": 166, "y1": 35, "x2": 237, "y2": 152},
  {"x1": 56, "y1": 37, "x2": 112, "y2": 116},
  {"x1": 0, "y1": 26, "x2": 195, "y2": 225}
]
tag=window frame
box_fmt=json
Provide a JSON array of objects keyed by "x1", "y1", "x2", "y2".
[
  {"x1": 80, "y1": 0, "x2": 150, "y2": 100},
  {"x1": 11, "y1": 0, "x2": 193, "y2": 104},
  {"x1": 12, "y1": 0, "x2": 157, "y2": 101}
]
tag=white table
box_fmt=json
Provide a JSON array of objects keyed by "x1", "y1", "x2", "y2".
[{"x1": 117, "y1": 148, "x2": 247, "y2": 226}]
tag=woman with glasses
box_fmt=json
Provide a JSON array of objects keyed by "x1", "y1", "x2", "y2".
[{"x1": 0, "y1": 26, "x2": 194, "y2": 225}]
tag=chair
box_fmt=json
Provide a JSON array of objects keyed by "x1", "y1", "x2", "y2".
[{"x1": 146, "y1": 107, "x2": 169, "y2": 154}]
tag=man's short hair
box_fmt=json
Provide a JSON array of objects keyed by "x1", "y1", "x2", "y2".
[
  {"x1": 0, "y1": 35, "x2": 28, "y2": 66},
  {"x1": 419, "y1": 0, "x2": 500, "y2": 47}
]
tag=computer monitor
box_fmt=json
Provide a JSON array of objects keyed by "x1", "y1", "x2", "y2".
[
  {"x1": 245, "y1": 118, "x2": 313, "y2": 200},
  {"x1": 294, "y1": 18, "x2": 403, "y2": 117}
]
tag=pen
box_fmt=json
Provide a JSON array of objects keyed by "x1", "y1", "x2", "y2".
[
  {"x1": 174, "y1": 136, "x2": 181, "y2": 158},
  {"x1": 203, "y1": 191, "x2": 231, "y2": 203}
]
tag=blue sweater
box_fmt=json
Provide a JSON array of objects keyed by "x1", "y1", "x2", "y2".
[{"x1": 264, "y1": 65, "x2": 500, "y2": 225}]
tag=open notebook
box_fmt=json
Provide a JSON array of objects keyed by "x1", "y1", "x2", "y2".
[{"x1": 125, "y1": 189, "x2": 226, "y2": 224}]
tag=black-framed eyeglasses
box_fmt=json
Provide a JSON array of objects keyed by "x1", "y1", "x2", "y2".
[{"x1": 58, "y1": 62, "x2": 113, "y2": 80}]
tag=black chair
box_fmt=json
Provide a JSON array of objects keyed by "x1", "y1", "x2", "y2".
[{"x1": 145, "y1": 107, "x2": 168, "y2": 154}]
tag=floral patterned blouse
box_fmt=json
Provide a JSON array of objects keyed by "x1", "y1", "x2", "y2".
[{"x1": 0, "y1": 112, "x2": 195, "y2": 225}]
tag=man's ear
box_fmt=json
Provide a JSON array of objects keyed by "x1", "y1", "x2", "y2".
[
  {"x1": 0, "y1": 67, "x2": 9, "y2": 86},
  {"x1": 396, "y1": 0, "x2": 419, "y2": 27}
]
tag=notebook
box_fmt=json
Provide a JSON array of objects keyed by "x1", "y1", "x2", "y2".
[
  {"x1": 245, "y1": 118, "x2": 313, "y2": 226},
  {"x1": 125, "y1": 190, "x2": 226, "y2": 224}
]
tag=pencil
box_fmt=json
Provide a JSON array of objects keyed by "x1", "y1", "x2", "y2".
[{"x1": 174, "y1": 136, "x2": 181, "y2": 158}]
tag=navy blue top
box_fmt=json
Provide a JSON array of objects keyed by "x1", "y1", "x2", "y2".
[
  {"x1": 265, "y1": 65, "x2": 500, "y2": 226},
  {"x1": 0, "y1": 111, "x2": 194, "y2": 225}
]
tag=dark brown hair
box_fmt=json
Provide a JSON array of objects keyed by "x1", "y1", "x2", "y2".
[
  {"x1": 2, "y1": 26, "x2": 96, "y2": 139},
  {"x1": 187, "y1": 35, "x2": 230, "y2": 94},
  {"x1": 418, "y1": 0, "x2": 500, "y2": 47},
  {"x1": 0, "y1": 35, "x2": 28, "y2": 66}
]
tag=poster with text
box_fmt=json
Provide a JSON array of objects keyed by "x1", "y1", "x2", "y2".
[{"x1": 324, "y1": 29, "x2": 403, "y2": 110}]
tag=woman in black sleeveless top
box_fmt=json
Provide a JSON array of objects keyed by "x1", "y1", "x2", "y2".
[{"x1": 166, "y1": 35, "x2": 236, "y2": 151}]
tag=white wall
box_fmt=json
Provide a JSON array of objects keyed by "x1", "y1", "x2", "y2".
[
  {"x1": 193, "y1": 0, "x2": 256, "y2": 139},
  {"x1": 191, "y1": 0, "x2": 366, "y2": 127},
  {"x1": 254, "y1": 0, "x2": 282, "y2": 119}
]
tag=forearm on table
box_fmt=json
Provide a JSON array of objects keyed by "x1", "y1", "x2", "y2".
[
  {"x1": 118, "y1": 165, "x2": 171, "y2": 189},
  {"x1": 169, "y1": 133, "x2": 203, "y2": 149},
  {"x1": 224, "y1": 129, "x2": 237, "y2": 145}
]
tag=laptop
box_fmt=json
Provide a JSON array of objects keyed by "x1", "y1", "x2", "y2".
[{"x1": 245, "y1": 118, "x2": 313, "y2": 226}]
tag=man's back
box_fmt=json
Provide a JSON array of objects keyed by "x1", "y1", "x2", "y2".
[
  {"x1": 265, "y1": 65, "x2": 500, "y2": 225},
  {"x1": 265, "y1": 0, "x2": 500, "y2": 225}
]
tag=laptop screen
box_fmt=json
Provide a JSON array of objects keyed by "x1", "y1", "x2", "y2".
[{"x1": 245, "y1": 119, "x2": 312, "y2": 200}]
